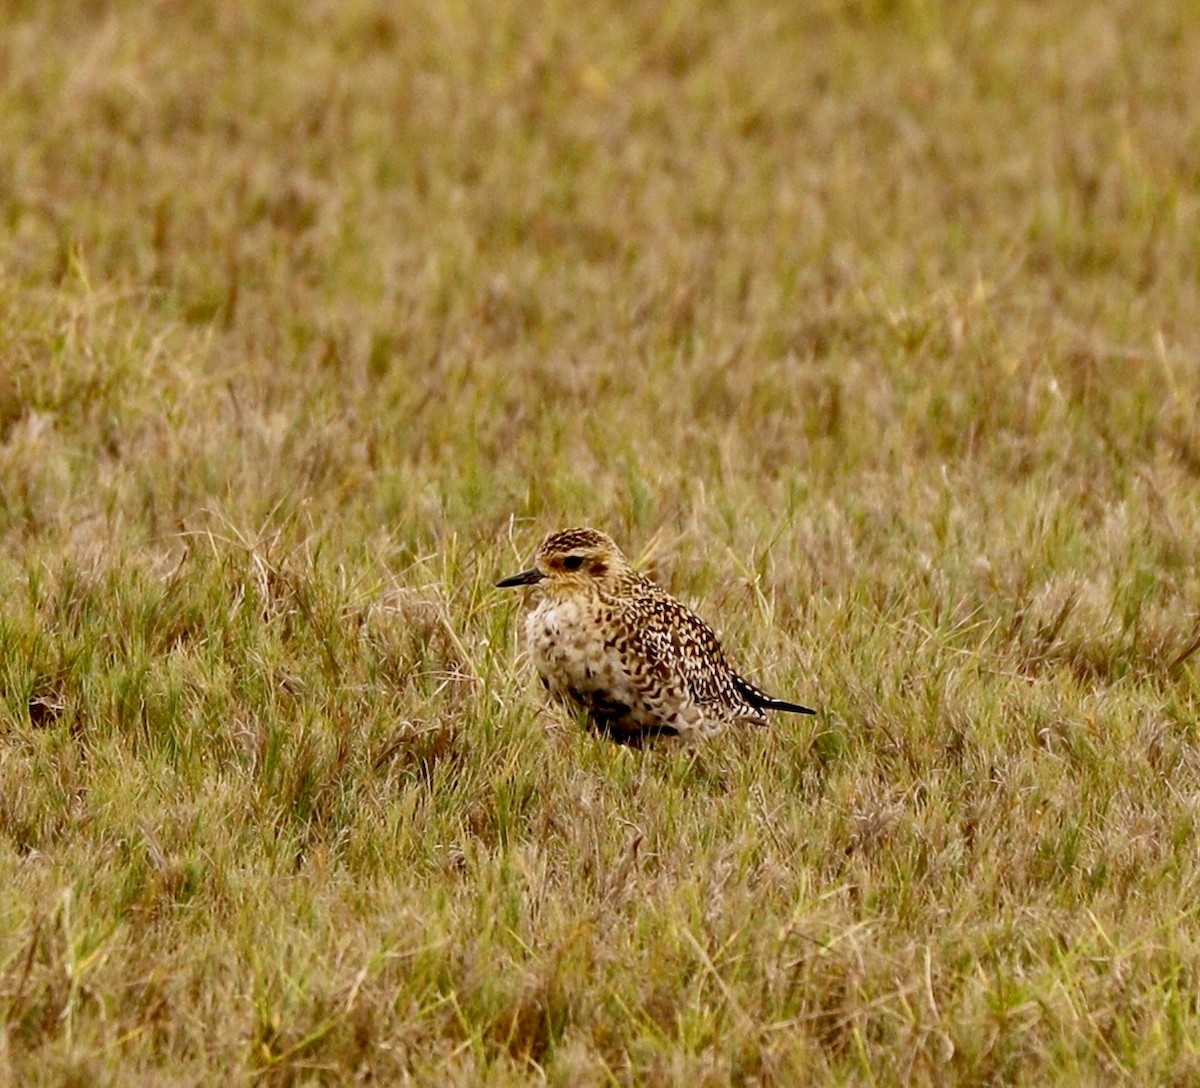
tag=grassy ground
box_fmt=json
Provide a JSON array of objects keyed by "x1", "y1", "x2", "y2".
[{"x1": 2, "y1": 0, "x2": 1200, "y2": 1083}]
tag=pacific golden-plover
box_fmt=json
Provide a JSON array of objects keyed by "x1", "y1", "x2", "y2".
[{"x1": 496, "y1": 527, "x2": 815, "y2": 743}]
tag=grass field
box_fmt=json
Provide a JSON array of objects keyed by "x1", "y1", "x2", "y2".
[{"x1": 3, "y1": 1, "x2": 1200, "y2": 1083}]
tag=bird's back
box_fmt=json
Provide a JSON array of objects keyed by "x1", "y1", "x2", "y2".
[{"x1": 616, "y1": 577, "x2": 769, "y2": 728}]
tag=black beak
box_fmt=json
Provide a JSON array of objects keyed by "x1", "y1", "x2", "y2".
[{"x1": 495, "y1": 568, "x2": 544, "y2": 588}]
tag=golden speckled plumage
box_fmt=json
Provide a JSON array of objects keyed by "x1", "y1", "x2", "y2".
[{"x1": 496, "y1": 527, "x2": 815, "y2": 743}]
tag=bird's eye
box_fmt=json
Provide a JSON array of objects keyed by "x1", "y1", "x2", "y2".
[{"x1": 562, "y1": 555, "x2": 585, "y2": 571}]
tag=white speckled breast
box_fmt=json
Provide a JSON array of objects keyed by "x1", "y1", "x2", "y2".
[{"x1": 525, "y1": 593, "x2": 637, "y2": 710}]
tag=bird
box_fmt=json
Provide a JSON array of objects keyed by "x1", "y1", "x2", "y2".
[{"x1": 496, "y1": 527, "x2": 815, "y2": 743}]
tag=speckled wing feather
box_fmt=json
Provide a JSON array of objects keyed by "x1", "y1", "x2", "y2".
[{"x1": 615, "y1": 581, "x2": 762, "y2": 721}]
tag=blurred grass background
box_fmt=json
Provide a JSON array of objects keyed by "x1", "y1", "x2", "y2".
[{"x1": 2, "y1": 1, "x2": 1200, "y2": 1083}]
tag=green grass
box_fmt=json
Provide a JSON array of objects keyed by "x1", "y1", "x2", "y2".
[{"x1": 3, "y1": 0, "x2": 1200, "y2": 1083}]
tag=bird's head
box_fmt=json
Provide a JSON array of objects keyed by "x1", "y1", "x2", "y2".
[{"x1": 496, "y1": 527, "x2": 633, "y2": 592}]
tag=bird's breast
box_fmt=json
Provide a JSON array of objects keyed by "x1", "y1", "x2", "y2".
[{"x1": 524, "y1": 594, "x2": 627, "y2": 697}]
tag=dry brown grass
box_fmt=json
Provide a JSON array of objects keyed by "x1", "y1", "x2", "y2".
[{"x1": 3, "y1": 1, "x2": 1200, "y2": 1083}]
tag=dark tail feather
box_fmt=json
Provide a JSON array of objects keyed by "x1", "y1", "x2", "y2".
[
  {"x1": 734, "y1": 675, "x2": 817, "y2": 716},
  {"x1": 757, "y1": 695, "x2": 816, "y2": 715}
]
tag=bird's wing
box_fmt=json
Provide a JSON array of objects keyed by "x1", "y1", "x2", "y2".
[
  {"x1": 620, "y1": 589, "x2": 745, "y2": 711},
  {"x1": 616, "y1": 585, "x2": 814, "y2": 722}
]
